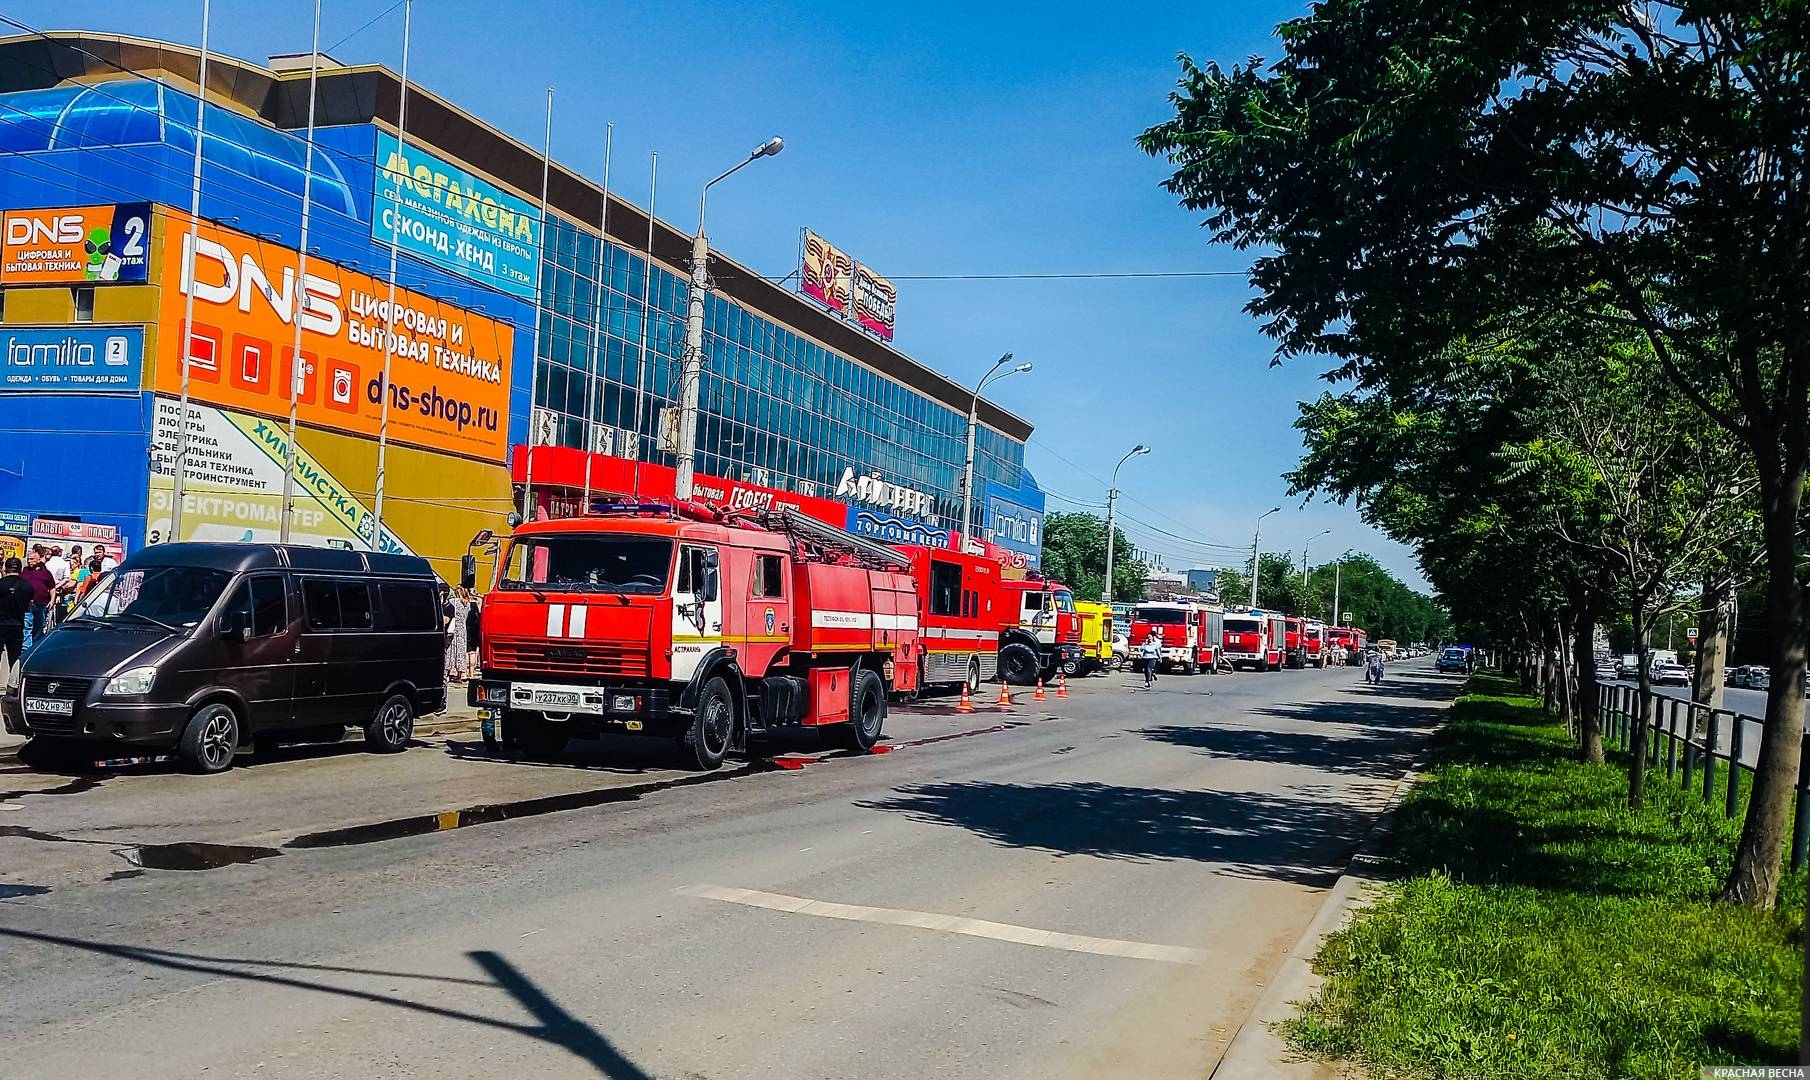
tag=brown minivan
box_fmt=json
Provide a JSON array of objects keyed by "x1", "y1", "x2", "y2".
[{"x1": 2, "y1": 543, "x2": 446, "y2": 773}]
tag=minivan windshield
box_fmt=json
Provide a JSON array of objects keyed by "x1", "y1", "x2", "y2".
[
  {"x1": 73, "y1": 565, "x2": 234, "y2": 631},
  {"x1": 500, "y1": 535, "x2": 675, "y2": 593}
]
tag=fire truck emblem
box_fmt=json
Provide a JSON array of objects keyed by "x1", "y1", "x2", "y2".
[{"x1": 764, "y1": 607, "x2": 776, "y2": 634}]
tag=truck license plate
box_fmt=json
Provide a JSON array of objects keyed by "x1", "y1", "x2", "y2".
[
  {"x1": 533, "y1": 690, "x2": 581, "y2": 707},
  {"x1": 25, "y1": 697, "x2": 74, "y2": 716}
]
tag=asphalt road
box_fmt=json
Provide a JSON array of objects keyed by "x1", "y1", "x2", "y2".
[{"x1": 0, "y1": 663, "x2": 1450, "y2": 1080}]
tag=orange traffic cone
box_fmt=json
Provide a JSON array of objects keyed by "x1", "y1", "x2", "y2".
[
  {"x1": 995, "y1": 676, "x2": 1014, "y2": 707},
  {"x1": 1056, "y1": 672, "x2": 1069, "y2": 699},
  {"x1": 1034, "y1": 676, "x2": 1047, "y2": 701},
  {"x1": 957, "y1": 683, "x2": 975, "y2": 714}
]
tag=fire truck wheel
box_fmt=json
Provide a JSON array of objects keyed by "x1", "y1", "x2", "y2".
[
  {"x1": 836, "y1": 668, "x2": 886, "y2": 752},
  {"x1": 965, "y1": 657, "x2": 982, "y2": 693},
  {"x1": 510, "y1": 715, "x2": 570, "y2": 759},
  {"x1": 680, "y1": 677, "x2": 734, "y2": 771},
  {"x1": 1060, "y1": 657, "x2": 1080, "y2": 677},
  {"x1": 999, "y1": 643, "x2": 1040, "y2": 686},
  {"x1": 1185, "y1": 660, "x2": 1199, "y2": 676}
]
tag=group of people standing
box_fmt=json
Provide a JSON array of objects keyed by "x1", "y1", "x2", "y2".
[{"x1": 0, "y1": 542, "x2": 118, "y2": 667}]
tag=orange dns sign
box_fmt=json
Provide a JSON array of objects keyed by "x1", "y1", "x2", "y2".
[{"x1": 154, "y1": 210, "x2": 515, "y2": 463}]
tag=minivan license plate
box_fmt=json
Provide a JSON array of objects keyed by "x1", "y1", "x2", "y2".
[
  {"x1": 533, "y1": 690, "x2": 581, "y2": 707},
  {"x1": 25, "y1": 697, "x2": 74, "y2": 716}
]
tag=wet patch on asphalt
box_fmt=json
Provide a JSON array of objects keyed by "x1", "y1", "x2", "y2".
[
  {"x1": 0, "y1": 883, "x2": 52, "y2": 898},
  {"x1": 123, "y1": 842, "x2": 284, "y2": 871}
]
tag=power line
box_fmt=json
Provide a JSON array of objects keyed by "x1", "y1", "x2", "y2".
[{"x1": 326, "y1": 0, "x2": 404, "y2": 53}]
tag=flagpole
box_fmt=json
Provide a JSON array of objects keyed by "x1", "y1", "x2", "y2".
[
  {"x1": 371, "y1": 0, "x2": 413, "y2": 549},
  {"x1": 581, "y1": 123, "x2": 613, "y2": 511},
  {"x1": 167, "y1": 0, "x2": 212, "y2": 544},
  {"x1": 520, "y1": 87, "x2": 554, "y2": 520},
  {"x1": 278, "y1": 0, "x2": 325, "y2": 544},
  {"x1": 629, "y1": 151, "x2": 656, "y2": 501}
]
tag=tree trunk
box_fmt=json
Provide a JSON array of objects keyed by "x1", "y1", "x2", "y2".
[
  {"x1": 1575, "y1": 604, "x2": 1604, "y2": 764},
  {"x1": 1628, "y1": 604, "x2": 1652, "y2": 810},
  {"x1": 1555, "y1": 614, "x2": 1575, "y2": 733},
  {"x1": 1693, "y1": 577, "x2": 1734, "y2": 711},
  {"x1": 1722, "y1": 452, "x2": 1808, "y2": 909}
]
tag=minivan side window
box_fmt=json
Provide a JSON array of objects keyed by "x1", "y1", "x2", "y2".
[
  {"x1": 222, "y1": 576, "x2": 287, "y2": 639},
  {"x1": 377, "y1": 582, "x2": 436, "y2": 631},
  {"x1": 301, "y1": 577, "x2": 375, "y2": 631}
]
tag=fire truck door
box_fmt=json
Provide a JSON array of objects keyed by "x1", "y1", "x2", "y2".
[
  {"x1": 744, "y1": 551, "x2": 791, "y2": 672},
  {"x1": 671, "y1": 544, "x2": 722, "y2": 683}
]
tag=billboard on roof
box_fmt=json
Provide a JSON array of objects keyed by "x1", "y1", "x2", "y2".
[{"x1": 373, "y1": 132, "x2": 542, "y2": 300}]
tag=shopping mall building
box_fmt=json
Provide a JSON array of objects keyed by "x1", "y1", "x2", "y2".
[{"x1": 0, "y1": 31, "x2": 1046, "y2": 583}]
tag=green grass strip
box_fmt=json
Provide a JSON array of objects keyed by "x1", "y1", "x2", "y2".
[{"x1": 1281, "y1": 673, "x2": 1804, "y2": 1078}]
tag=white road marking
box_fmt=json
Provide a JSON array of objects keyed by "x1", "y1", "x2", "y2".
[{"x1": 675, "y1": 884, "x2": 1209, "y2": 966}]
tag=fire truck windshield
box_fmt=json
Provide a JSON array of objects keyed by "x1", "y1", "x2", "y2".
[
  {"x1": 1134, "y1": 607, "x2": 1190, "y2": 625},
  {"x1": 1223, "y1": 617, "x2": 1261, "y2": 634},
  {"x1": 500, "y1": 535, "x2": 675, "y2": 593}
]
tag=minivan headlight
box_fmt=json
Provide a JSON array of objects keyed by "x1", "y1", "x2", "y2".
[{"x1": 104, "y1": 666, "x2": 157, "y2": 696}]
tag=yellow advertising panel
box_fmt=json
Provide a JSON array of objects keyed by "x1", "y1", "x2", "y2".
[
  {"x1": 153, "y1": 209, "x2": 515, "y2": 463},
  {"x1": 149, "y1": 398, "x2": 511, "y2": 582}
]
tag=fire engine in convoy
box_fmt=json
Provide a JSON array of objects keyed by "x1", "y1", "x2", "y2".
[
  {"x1": 1283, "y1": 615, "x2": 1307, "y2": 669},
  {"x1": 897, "y1": 544, "x2": 1005, "y2": 692},
  {"x1": 1128, "y1": 597, "x2": 1224, "y2": 675},
  {"x1": 1222, "y1": 608, "x2": 1287, "y2": 671},
  {"x1": 466, "y1": 502, "x2": 920, "y2": 770},
  {"x1": 1304, "y1": 619, "x2": 1328, "y2": 668},
  {"x1": 998, "y1": 575, "x2": 1082, "y2": 684},
  {"x1": 1326, "y1": 625, "x2": 1369, "y2": 665}
]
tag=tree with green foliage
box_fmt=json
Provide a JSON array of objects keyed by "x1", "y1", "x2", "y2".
[
  {"x1": 1039, "y1": 511, "x2": 1147, "y2": 603},
  {"x1": 1141, "y1": 0, "x2": 1808, "y2": 913}
]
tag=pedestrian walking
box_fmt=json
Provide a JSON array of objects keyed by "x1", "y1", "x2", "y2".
[
  {"x1": 444, "y1": 585, "x2": 473, "y2": 682},
  {"x1": 0, "y1": 557, "x2": 34, "y2": 678},
  {"x1": 1365, "y1": 649, "x2": 1385, "y2": 685},
  {"x1": 19, "y1": 548, "x2": 55, "y2": 650},
  {"x1": 1140, "y1": 630, "x2": 1163, "y2": 688},
  {"x1": 463, "y1": 588, "x2": 482, "y2": 674}
]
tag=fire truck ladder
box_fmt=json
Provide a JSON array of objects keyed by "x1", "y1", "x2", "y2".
[{"x1": 759, "y1": 508, "x2": 912, "y2": 571}]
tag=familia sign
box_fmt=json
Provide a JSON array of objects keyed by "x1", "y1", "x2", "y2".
[
  {"x1": 2, "y1": 326, "x2": 144, "y2": 391},
  {"x1": 155, "y1": 210, "x2": 515, "y2": 463}
]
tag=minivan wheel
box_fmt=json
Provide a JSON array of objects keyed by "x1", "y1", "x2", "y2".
[
  {"x1": 365, "y1": 694, "x2": 414, "y2": 754},
  {"x1": 179, "y1": 703, "x2": 240, "y2": 774}
]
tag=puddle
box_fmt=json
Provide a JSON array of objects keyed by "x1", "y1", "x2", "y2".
[
  {"x1": 0, "y1": 883, "x2": 51, "y2": 898},
  {"x1": 288, "y1": 759, "x2": 777, "y2": 849},
  {"x1": 0, "y1": 774, "x2": 107, "y2": 803},
  {"x1": 124, "y1": 842, "x2": 284, "y2": 871}
]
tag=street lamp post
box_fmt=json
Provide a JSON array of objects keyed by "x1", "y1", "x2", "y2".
[
  {"x1": 674, "y1": 136, "x2": 784, "y2": 502},
  {"x1": 960, "y1": 353, "x2": 1032, "y2": 553},
  {"x1": 1302, "y1": 529, "x2": 1330, "y2": 596},
  {"x1": 1249, "y1": 506, "x2": 1281, "y2": 608},
  {"x1": 1102, "y1": 445, "x2": 1151, "y2": 604}
]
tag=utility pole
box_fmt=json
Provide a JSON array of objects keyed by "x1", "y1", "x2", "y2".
[
  {"x1": 675, "y1": 136, "x2": 784, "y2": 501},
  {"x1": 1302, "y1": 528, "x2": 1329, "y2": 605},
  {"x1": 1249, "y1": 506, "x2": 1280, "y2": 608},
  {"x1": 1102, "y1": 445, "x2": 1150, "y2": 604},
  {"x1": 1332, "y1": 556, "x2": 1342, "y2": 626}
]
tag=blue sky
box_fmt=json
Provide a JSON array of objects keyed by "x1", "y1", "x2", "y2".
[{"x1": 9, "y1": 0, "x2": 1428, "y2": 588}]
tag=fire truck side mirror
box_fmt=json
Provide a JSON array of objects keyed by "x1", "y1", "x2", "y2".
[
  {"x1": 460, "y1": 554, "x2": 477, "y2": 591},
  {"x1": 700, "y1": 551, "x2": 720, "y2": 603}
]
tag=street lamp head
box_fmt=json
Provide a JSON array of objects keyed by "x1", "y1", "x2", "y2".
[
  {"x1": 1012, "y1": 362, "x2": 1033, "y2": 374},
  {"x1": 1133, "y1": 444, "x2": 1151, "y2": 456},
  {"x1": 753, "y1": 136, "x2": 785, "y2": 158}
]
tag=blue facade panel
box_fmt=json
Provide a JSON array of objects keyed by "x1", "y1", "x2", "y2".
[{"x1": 0, "y1": 393, "x2": 154, "y2": 552}]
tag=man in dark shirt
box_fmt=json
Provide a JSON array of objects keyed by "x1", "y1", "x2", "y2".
[
  {"x1": 19, "y1": 548, "x2": 55, "y2": 650},
  {"x1": 0, "y1": 557, "x2": 34, "y2": 670}
]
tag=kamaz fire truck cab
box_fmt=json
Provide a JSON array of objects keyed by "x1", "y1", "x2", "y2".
[
  {"x1": 997, "y1": 576, "x2": 1081, "y2": 685},
  {"x1": 1222, "y1": 608, "x2": 1287, "y2": 671},
  {"x1": 467, "y1": 503, "x2": 919, "y2": 770},
  {"x1": 1128, "y1": 599, "x2": 1222, "y2": 675},
  {"x1": 1304, "y1": 619, "x2": 1328, "y2": 668}
]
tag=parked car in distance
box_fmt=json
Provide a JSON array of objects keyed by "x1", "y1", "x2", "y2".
[
  {"x1": 1593, "y1": 657, "x2": 1619, "y2": 681},
  {"x1": 2, "y1": 543, "x2": 447, "y2": 774},
  {"x1": 1648, "y1": 659, "x2": 1691, "y2": 687},
  {"x1": 1741, "y1": 666, "x2": 1771, "y2": 691},
  {"x1": 1436, "y1": 647, "x2": 1470, "y2": 674},
  {"x1": 1617, "y1": 654, "x2": 1641, "y2": 678}
]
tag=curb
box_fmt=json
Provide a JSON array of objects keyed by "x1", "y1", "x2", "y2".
[{"x1": 1210, "y1": 761, "x2": 1423, "y2": 1080}]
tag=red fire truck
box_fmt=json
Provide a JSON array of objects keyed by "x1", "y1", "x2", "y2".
[
  {"x1": 1283, "y1": 615, "x2": 1308, "y2": 669},
  {"x1": 998, "y1": 576, "x2": 1082, "y2": 684},
  {"x1": 897, "y1": 545, "x2": 1006, "y2": 693},
  {"x1": 1304, "y1": 619, "x2": 1328, "y2": 668},
  {"x1": 1222, "y1": 608, "x2": 1287, "y2": 671},
  {"x1": 1128, "y1": 599, "x2": 1223, "y2": 675},
  {"x1": 1326, "y1": 626, "x2": 1369, "y2": 665},
  {"x1": 467, "y1": 503, "x2": 920, "y2": 769}
]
